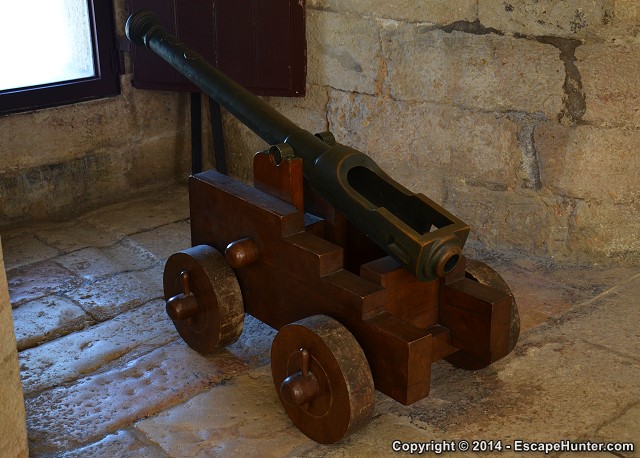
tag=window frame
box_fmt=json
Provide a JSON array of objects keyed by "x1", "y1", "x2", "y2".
[{"x1": 0, "y1": 0, "x2": 120, "y2": 116}]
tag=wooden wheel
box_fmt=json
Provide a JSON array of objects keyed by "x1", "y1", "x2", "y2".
[
  {"x1": 271, "y1": 315, "x2": 375, "y2": 444},
  {"x1": 163, "y1": 245, "x2": 244, "y2": 355},
  {"x1": 465, "y1": 259, "x2": 520, "y2": 354}
]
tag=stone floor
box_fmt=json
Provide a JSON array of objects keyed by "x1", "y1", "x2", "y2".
[{"x1": 3, "y1": 183, "x2": 639, "y2": 457}]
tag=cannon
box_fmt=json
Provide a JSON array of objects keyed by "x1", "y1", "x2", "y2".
[{"x1": 126, "y1": 11, "x2": 520, "y2": 444}]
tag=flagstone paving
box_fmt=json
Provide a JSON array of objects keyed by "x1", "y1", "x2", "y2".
[{"x1": 4, "y1": 184, "x2": 638, "y2": 457}]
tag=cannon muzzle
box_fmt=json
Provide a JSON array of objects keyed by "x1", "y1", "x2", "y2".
[{"x1": 126, "y1": 10, "x2": 469, "y2": 281}]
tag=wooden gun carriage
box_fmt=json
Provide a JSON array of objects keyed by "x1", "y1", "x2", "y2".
[{"x1": 126, "y1": 11, "x2": 520, "y2": 444}]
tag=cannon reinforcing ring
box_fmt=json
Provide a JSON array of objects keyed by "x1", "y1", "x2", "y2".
[
  {"x1": 432, "y1": 242, "x2": 462, "y2": 278},
  {"x1": 125, "y1": 10, "x2": 163, "y2": 47}
]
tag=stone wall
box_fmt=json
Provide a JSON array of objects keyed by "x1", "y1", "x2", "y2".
[
  {"x1": 223, "y1": 0, "x2": 640, "y2": 266},
  {"x1": 1, "y1": 1, "x2": 637, "y2": 265},
  {"x1": 0, "y1": 238, "x2": 28, "y2": 457},
  {"x1": 0, "y1": 1, "x2": 195, "y2": 228}
]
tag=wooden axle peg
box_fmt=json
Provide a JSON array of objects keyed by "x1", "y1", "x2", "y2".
[
  {"x1": 225, "y1": 237, "x2": 259, "y2": 269},
  {"x1": 166, "y1": 270, "x2": 199, "y2": 321},
  {"x1": 279, "y1": 348, "x2": 320, "y2": 406},
  {"x1": 272, "y1": 315, "x2": 375, "y2": 444},
  {"x1": 300, "y1": 347, "x2": 310, "y2": 376},
  {"x1": 163, "y1": 245, "x2": 245, "y2": 354}
]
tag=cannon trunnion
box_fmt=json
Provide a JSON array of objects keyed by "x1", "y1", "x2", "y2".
[{"x1": 128, "y1": 11, "x2": 520, "y2": 444}]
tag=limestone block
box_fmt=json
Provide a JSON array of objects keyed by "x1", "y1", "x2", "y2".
[
  {"x1": 126, "y1": 88, "x2": 190, "y2": 141},
  {"x1": 577, "y1": 42, "x2": 640, "y2": 128},
  {"x1": 444, "y1": 183, "x2": 573, "y2": 256},
  {"x1": 128, "y1": 220, "x2": 191, "y2": 262},
  {"x1": 478, "y1": 0, "x2": 613, "y2": 38},
  {"x1": 0, "y1": 80, "x2": 190, "y2": 226},
  {"x1": 59, "y1": 429, "x2": 169, "y2": 458},
  {"x1": 7, "y1": 260, "x2": 83, "y2": 307},
  {"x1": 65, "y1": 267, "x2": 163, "y2": 321},
  {"x1": 382, "y1": 25, "x2": 565, "y2": 116},
  {"x1": 13, "y1": 295, "x2": 90, "y2": 351},
  {"x1": 0, "y1": 240, "x2": 29, "y2": 457},
  {"x1": 307, "y1": 0, "x2": 477, "y2": 24},
  {"x1": 558, "y1": 277, "x2": 640, "y2": 360},
  {"x1": 0, "y1": 140, "x2": 188, "y2": 222},
  {"x1": 268, "y1": 84, "x2": 330, "y2": 134},
  {"x1": 25, "y1": 314, "x2": 272, "y2": 455},
  {"x1": 0, "y1": 95, "x2": 138, "y2": 171},
  {"x1": 613, "y1": 0, "x2": 640, "y2": 21},
  {"x1": 81, "y1": 184, "x2": 189, "y2": 236},
  {"x1": 300, "y1": 411, "x2": 478, "y2": 457},
  {"x1": 221, "y1": 112, "x2": 269, "y2": 183},
  {"x1": 135, "y1": 367, "x2": 311, "y2": 456},
  {"x1": 56, "y1": 241, "x2": 157, "y2": 281},
  {"x1": 327, "y1": 91, "x2": 522, "y2": 202},
  {"x1": 0, "y1": 232, "x2": 59, "y2": 270},
  {"x1": 0, "y1": 149, "x2": 130, "y2": 224},
  {"x1": 19, "y1": 299, "x2": 175, "y2": 395},
  {"x1": 307, "y1": 9, "x2": 381, "y2": 94},
  {"x1": 451, "y1": 336, "x2": 640, "y2": 443},
  {"x1": 25, "y1": 340, "x2": 250, "y2": 455},
  {"x1": 125, "y1": 133, "x2": 190, "y2": 188},
  {"x1": 27, "y1": 220, "x2": 121, "y2": 254},
  {"x1": 569, "y1": 200, "x2": 640, "y2": 263},
  {"x1": 594, "y1": 402, "x2": 640, "y2": 454},
  {"x1": 535, "y1": 123, "x2": 640, "y2": 204}
]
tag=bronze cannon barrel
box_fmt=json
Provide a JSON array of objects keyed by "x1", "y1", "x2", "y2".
[
  {"x1": 126, "y1": 10, "x2": 470, "y2": 281},
  {"x1": 125, "y1": 10, "x2": 324, "y2": 162}
]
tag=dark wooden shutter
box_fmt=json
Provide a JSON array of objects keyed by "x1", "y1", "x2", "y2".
[{"x1": 128, "y1": 0, "x2": 306, "y2": 96}]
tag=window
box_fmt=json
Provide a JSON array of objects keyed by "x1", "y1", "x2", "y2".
[{"x1": 0, "y1": 0, "x2": 120, "y2": 116}]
